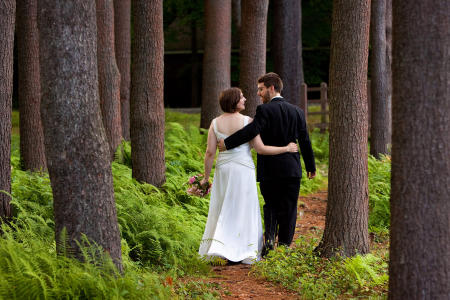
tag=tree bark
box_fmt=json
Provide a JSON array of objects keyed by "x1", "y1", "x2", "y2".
[
  {"x1": 240, "y1": 0, "x2": 268, "y2": 117},
  {"x1": 38, "y1": 0, "x2": 123, "y2": 272},
  {"x1": 191, "y1": 18, "x2": 200, "y2": 107},
  {"x1": 0, "y1": 0, "x2": 15, "y2": 220},
  {"x1": 385, "y1": 0, "x2": 392, "y2": 149},
  {"x1": 232, "y1": 0, "x2": 241, "y2": 33},
  {"x1": 97, "y1": 0, "x2": 122, "y2": 160},
  {"x1": 389, "y1": 1, "x2": 450, "y2": 299},
  {"x1": 17, "y1": 0, "x2": 47, "y2": 172},
  {"x1": 114, "y1": 0, "x2": 131, "y2": 141},
  {"x1": 200, "y1": 0, "x2": 231, "y2": 129},
  {"x1": 272, "y1": 0, "x2": 304, "y2": 106},
  {"x1": 232, "y1": 0, "x2": 241, "y2": 46},
  {"x1": 130, "y1": 0, "x2": 165, "y2": 186},
  {"x1": 315, "y1": 0, "x2": 370, "y2": 258},
  {"x1": 369, "y1": 0, "x2": 390, "y2": 158}
]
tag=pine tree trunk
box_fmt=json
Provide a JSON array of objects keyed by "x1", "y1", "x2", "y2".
[
  {"x1": 0, "y1": 0, "x2": 15, "y2": 220},
  {"x1": 191, "y1": 19, "x2": 200, "y2": 107},
  {"x1": 97, "y1": 0, "x2": 122, "y2": 160},
  {"x1": 130, "y1": 0, "x2": 165, "y2": 187},
  {"x1": 240, "y1": 0, "x2": 268, "y2": 117},
  {"x1": 17, "y1": 0, "x2": 47, "y2": 172},
  {"x1": 232, "y1": 0, "x2": 241, "y2": 46},
  {"x1": 389, "y1": 1, "x2": 450, "y2": 298},
  {"x1": 369, "y1": 0, "x2": 390, "y2": 158},
  {"x1": 315, "y1": 0, "x2": 370, "y2": 258},
  {"x1": 385, "y1": 0, "x2": 392, "y2": 148},
  {"x1": 200, "y1": 0, "x2": 231, "y2": 129},
  {"x1": 37, "y1": 0, "x2": 123, "y2": 272},
  {"x1": 272, "y1": 0, "x2": 304, "y2": 106},
  {"x1": 114, "y1": 0, "x2": 131, "y2": 141}
]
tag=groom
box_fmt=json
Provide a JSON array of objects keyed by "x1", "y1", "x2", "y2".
[{"x1": 218, "y1": 72, "x2": 316, "y2": 256}]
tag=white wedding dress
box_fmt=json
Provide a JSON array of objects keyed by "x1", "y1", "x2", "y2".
[{"x1": 198, "y1": 116, "x2": 263, "y2": 264}]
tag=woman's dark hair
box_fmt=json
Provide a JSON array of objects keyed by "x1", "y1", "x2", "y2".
[
  {"x1": 257, "y1": 72, "x2": 283, "y2": 92},
  {"x1": 219, "y1": 87, "x2": 241, "y2": 113}
]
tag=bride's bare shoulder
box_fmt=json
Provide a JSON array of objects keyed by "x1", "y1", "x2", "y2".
[{"x1": 239, "y1": 113, "x2": 253, "y2": 123}]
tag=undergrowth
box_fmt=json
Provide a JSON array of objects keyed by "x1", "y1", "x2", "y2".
[
  {"x1": 368, "y1": 155, "x2": 391, "y2": 231},
  {"x1": 5, "y1": 110, "x2": 328, "y2": 299},
  {"x1": 252, "y1": 237, "x2": 388, "y2": 300}
]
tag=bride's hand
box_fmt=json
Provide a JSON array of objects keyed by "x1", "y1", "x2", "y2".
[
  {"x1": 200, "y1": 178, "x2": 208, "y2": 187},
  {"x1": 286, "y1": 142, "x2": 298, "y2": 153}
]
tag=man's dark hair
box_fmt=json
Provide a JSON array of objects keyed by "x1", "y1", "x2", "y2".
[
  {"x1": 257, "y1": 72, "x2": 283, "y2": 92},
  {"x1": 219, "y1": 87, "x2": 241, "y2": 113}
]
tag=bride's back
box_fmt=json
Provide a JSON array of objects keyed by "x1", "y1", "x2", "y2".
[{"x1": 215, "y1": 113, "x2": 246, "y2": 136}]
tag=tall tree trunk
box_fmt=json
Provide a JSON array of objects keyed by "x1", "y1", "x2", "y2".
[
  {"x1": 389, "y1": 1, "x2": 449, "y2": 299},
  {"x1": 191, "y1": 18, "x2": 200, "y2": 107},
  {"x1": 232, "y1": 0, "x2": 241, "y2": 46},
  {"x1": 272, "y1": 0, "x2": 304, "y2": 106},
  {"x1": 17, "y1": 0, "x2": 46, "y2": 172},
  {"x1": 0, "y1": 0, "x2": 15, "y2": 220},
  {"x1": 37, "y1": 0, "x2": 123, "y2": 272},
  {"x1": 130, "y1": 0, "x2": 165, "y2": 186},
  {"x1": 369, "y1": 0, "x2": 390, "y2": 158},
  {"x1": 200, "y1": 0, "x2": 231, "y2": 129},
  {"x1": 97, "y1": 0, "x2": 122, "y2": 160},
  {"x1": 385, "y1": 0, "x2": 392, "y2": 149},
  {"x1": 315, "y1": 0, "x2": 370, "y2": 258},
  {"x1": 240, "y1": 0, "x2": 268, "y2": 117},
  {"x1": 114, "y1": 0, "x2": 131, "y2": 141}
]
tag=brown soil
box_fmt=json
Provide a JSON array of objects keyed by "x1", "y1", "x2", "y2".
[{"x1": 204, "y1": 190, "x2": 328, "y2": 299}]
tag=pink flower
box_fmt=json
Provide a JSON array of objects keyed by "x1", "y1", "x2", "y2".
[{"x1": 186, "y1": 174, "x2": 211, "y2": 198}]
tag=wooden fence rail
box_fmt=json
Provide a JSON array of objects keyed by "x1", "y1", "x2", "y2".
[{"x1": 300, "y1": 81, "x2": 371, "y2": 132}]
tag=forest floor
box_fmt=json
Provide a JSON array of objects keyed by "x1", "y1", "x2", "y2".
[{"x1": 199, "y1": 190, "x2": 328, "y2": 299}]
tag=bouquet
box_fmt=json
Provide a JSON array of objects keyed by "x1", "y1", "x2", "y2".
[{"x1": 186, "y1": 174, "x2": 211, "y2": 197}]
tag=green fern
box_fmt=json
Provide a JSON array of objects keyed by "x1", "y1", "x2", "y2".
[{"x1": 3, "y1": 110, "x2": 331, "y2": 298}]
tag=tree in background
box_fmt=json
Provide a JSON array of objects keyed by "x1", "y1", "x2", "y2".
[
  {"x1": 38, "y1": 0, "x2": 122, "y2": 271},
  {"x1": 97, "y1": 0, "x2": 122, "y2": 160},
  {"x1": 17, "y1": 0, "x2": 47, "y2": 172},
  {"x1": 385, "y1": 0, "x2": 392, "y2": 149},
  {"x1": 272, "y1": 0, "x2": 303, "y2": 106},
  {"x1": 369, "y1": 0, "x2": 390, "y2": 158},
  {"x1": 232, "y1": 0, "x2": 241, "y2": 45},
  {"x1": 240, "y1": 0, "x2": 268, "y2": 117},
  {"x1": 114, "y1": 0, "x2": 131, "y2": 141},
  {"x1": 315, "y1": 0, "x2": 371, "y2": 257},
  {"x1": 200, "y1": 0, "x2": 231, "y2": 128},
  {"x1": 389, "y1": 1, "x2": 449, "y2": 298},
  {"x1": 130, "y1": 0, "x2": 166, "y2": 187},
  {"x1": 0, "y1": 0, "x2": 15, "y2": 220}
]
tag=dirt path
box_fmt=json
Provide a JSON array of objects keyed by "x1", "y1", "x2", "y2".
[{"x1": 206, "y1": 190, "x2": 328, "y2": 299}]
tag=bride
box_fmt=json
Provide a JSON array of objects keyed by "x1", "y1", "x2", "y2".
[{"x1": 198, "y1": 87, "x2": 298, "y2": 264}]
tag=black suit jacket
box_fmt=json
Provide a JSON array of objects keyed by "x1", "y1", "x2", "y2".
[{"x1": 224, "y1": 97, "x2": 316, "y2": 181}]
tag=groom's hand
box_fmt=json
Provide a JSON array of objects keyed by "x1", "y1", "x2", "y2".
[
  {"x1": 307, "y1": 171, "x2": 316, "y2": 179},
  {"x1": 218, "y1": 139, "x2": 227, "y2": 152}
]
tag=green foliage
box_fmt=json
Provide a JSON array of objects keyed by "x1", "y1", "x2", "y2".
[
  {"x1": 176, "y1": 281, "x2": 221, "y2": 299},
  {"x1": 11, "y1": 110, "x2": 20, "y2": 135},
  {"x1": 4, "y1": 110, "x2": 330, "y2": 298},
  {"x1": 309, "y1": 128, "x2": 329, "y2": 163},
  {"x1": 5, "y1": 118, "x2": 214, "y2": 298},
  {"x1": 0, "y1": 221, "x2": 173, "y2": 299},
  {"x1": 368, "y1": 155, "x2": 391, "y2": 230},
  {"x1": 252, "y1": 237, "x2": 388, "y2": 299},
  {"x1": 165, "y1": 109, "x2": 201, "y2": 129}
]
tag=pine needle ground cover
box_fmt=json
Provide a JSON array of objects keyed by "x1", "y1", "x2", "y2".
[{"x1": 4, "y1": 110, "x2": 328, "y2": 299}]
